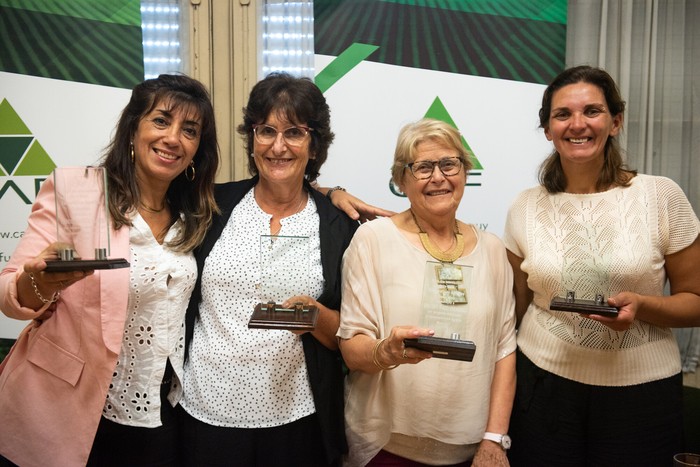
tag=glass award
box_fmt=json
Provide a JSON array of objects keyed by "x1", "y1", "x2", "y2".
[
  {"x1": 43, "y1": 167, "x2": 129, "y2": 272},
  {"x1": 549, "y1": 249, "x2": 618, "y2": 317},
  {"x1": 248, "y1": 235, "x2": 319, "y2": 331},
  {"x1": 403, "y1": 261, "x2": 476, "y2": 362}
]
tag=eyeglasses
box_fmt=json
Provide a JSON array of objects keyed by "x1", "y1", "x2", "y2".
[
  {"x1": 404, "y1": 157, "x2": 464, "y2": 180},
  {"x1": 253, "y1": 124, "x2": 312, "y2": 147}
]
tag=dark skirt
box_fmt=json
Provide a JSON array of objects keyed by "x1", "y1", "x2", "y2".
[
  {"x1": 508, "y1": 349, "x2": 684, "y2": 467},
  {"x1": 87, "y1": 362, "x2": 179, "y2": 467},
  {"x1": 179, "y1": 408, "x2": 333, "y2": 467}
]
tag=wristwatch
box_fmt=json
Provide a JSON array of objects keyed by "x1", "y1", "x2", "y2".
[{"x1": 482, "y1": 432, "x2": 512, "y2": 450}]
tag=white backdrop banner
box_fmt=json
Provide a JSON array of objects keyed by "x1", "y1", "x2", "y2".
[
  {"x1": 0, "y1": 72, "x2": 130, "y2": 338},
  {"x1": 315, "y1": 54, "x2": 549, "y2": 236}
]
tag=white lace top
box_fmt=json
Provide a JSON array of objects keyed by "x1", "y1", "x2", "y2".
[
  {"x1": 504, "y1": 174, "x2": 700, "y2": 386},
  {"x1": 102, "y1": 213, "x2": 196, "y2": 427},
  {"x1": 181, "y1": 189, "x2": 323, "y2": 428}
]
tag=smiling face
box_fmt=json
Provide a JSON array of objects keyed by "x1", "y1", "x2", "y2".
[
  {"x1": 400, "y1": 138, "x2": 466, "y2": 220},
  {"x1": 544, "y1": 82, "x2": 623, "y2": 169},
  {"x1": 252, "y1": 111, "x2": 312, "y2": 187},
  {"x1": 132, "y1": 100, "x2": 201, "y2": 186}
]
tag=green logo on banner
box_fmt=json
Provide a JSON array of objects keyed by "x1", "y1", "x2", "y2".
[
  {"x1": 424, "y1": 96, "x2": 483, "y2": 172},
  {"x1": 0, "y1": 99, "x2": 56, "y2": 177},
  {"x1": 318, "y1": 43, "x2": 484, "y2": 192},
  {"x1": 0, "y1": 99, "x2": 56, "y2": 203}
]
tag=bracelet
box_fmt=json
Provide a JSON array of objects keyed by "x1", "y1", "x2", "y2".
[
  {"x1": 326, "y1": 186, "x2": 346, "y2": 200},
  {"x1": 372, "y1": 337, "x2": 399, "y2": 371},
  {"x1": 28, "y1": 272, "x2": 60, "y2": 304}
]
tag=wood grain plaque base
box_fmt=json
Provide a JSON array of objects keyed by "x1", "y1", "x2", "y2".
[
  {"x1": 248, "y1": 302, "x2": 319, "y2": 331},
  {"x1": 403, "y1": 336, "x2": 476, "y2": 362}
]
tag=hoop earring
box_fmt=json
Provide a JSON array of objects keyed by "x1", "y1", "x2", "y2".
[
  {"x1": 186, "y1": 161, "x2": 195, "y2": 181},
  {"x1": 130, "y1": 142, "x2": 135, "y2": 163}
]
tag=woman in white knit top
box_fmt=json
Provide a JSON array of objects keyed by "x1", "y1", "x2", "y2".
[{"x1": 504, "y1": 66, "x2": 700, "y2": 466}]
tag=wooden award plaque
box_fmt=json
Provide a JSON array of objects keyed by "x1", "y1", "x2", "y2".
[{"x1": 248, "y1": 302, "x2": 319, "y2": 331}]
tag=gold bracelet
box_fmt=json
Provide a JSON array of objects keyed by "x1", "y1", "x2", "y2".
[
  {"x1": 372, "y1": 337, "x2": 398, "y2": 371},
  {"x1": 28, "y1": 272, "x2": 60, "y2": 304}
]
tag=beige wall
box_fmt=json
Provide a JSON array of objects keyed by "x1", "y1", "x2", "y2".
[{"x1": 185, "y1": 0, "x2": 257, "y2": 183}]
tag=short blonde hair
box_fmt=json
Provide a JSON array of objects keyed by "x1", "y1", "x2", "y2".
[{"x1": 391, "y1": 118, "x2": 472, "y2": 187}]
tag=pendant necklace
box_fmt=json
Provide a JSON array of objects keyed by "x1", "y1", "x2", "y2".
[
  {"x1": 270, "y1": 192, "x2": 306, "y2": 236},
  {"x1": 410, "y1": 209, "x2": 463, "y2": 263}
]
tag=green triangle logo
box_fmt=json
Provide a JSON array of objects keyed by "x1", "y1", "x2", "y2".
[
  {"x1": 0, "y1": 136, "x2": 33, "y2": 174},
  {"x1": 0, "y1": 99, "x2": 31, "y2": 135},
  {"x1": 0, "y1": 99, "x2": 58, "y2": 176},
  {"x1": 424, "y1": 97, "x2": 484, "y2": 170},
  {"x1": 15, "y1": 140, "x2": 56, "y2": 175}
]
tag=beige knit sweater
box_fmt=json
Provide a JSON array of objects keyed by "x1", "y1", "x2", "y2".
[{"x1": 504, "y1": 174, "x2": 699, "y2": 386}]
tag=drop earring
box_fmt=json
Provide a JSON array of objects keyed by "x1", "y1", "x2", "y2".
[{"x1": 130, "y1": 142, "x2": 135, "y2": 163}]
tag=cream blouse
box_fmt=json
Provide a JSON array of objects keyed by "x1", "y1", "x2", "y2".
[{"x1": 338, "y1": 218, "x2": 516, "y2": 466}]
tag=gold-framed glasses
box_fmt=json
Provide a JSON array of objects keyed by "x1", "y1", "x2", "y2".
[
  {"x1": 253, "y1": 124, "x2": 312, "y2": 147},
  {"x1": 405, "y1": 157, "x2": 463, "y2": 180}
]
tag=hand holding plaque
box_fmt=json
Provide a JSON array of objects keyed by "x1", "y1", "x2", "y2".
[
  {"x1": 550, "y1": 290, "x2": 619, "y2": 317},
  {"x1": 409, "y1": 261, "x2": 477, "y2": 362},
  {"x1": 44, "y1": 167, "x2": 128, "y2": 272},
  {"x1": 248, "y1": 235, "x2": 318, "y2": 331}
]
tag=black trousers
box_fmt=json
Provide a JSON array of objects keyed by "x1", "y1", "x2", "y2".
[{"x1": 508, "y1": 349, "x2": 684, "y2": 467}]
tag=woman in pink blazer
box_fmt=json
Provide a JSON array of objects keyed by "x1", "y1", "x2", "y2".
[{"x1": 0, "y1": 74, "x2": 220, "y2": 467}]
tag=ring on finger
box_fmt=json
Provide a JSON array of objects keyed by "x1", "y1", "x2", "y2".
[{"x1": 402, "y1": 348, "x2": 408, "y2": 359}]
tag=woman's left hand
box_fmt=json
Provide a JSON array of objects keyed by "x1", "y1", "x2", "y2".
[
  {"x1": 473, "y1": 440, "x2": 509, "y2": 467},
  {"x1": 327, "y1": 189, "x2": 395, "y2": 223},
  {"x1": 282, "y1": 295, "x2": 320, "y2": 336},
  {"x1": 584, "y1": 292, "x2": 638, "y2": 331},
  {"x1": 282, "y1": 295, "x2": 341, "y2": 350}
]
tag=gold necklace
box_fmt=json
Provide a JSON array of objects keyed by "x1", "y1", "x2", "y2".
[
  {"x1": 410, "y1": 209, "x2": 464, "y2": 263},
  {"x1": 139, "y1": 200, "x2": 167, "y2": 213},
  {"x1": 270, "y1": 192, "x2": 306, "y2": 235}
]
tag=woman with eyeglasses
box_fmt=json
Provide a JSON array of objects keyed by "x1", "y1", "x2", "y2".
[
  {"x1": 338, "y1": 118, "x2": 516, "y2": 467},
  {"x1": 178, "y1": 72, "x2": 360, "y2": 466}
]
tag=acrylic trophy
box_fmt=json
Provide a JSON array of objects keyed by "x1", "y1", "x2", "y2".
[
  {"x1": 549, "y1": 254, "x2": 618, "y2": 317},
  {"x1": 248, "y1": 235, "x2": 319, "y2": 331},
  {"x1": 403, "y1": 261, "x2": 476, "y2": 361},
  {"x1": 43, "y1": 167, "x2": 129, "y2": 272}
]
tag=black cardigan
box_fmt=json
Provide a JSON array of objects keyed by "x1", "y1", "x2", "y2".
[{"x1": 184, "y1": 176, "x2": 358, "y2": 464}]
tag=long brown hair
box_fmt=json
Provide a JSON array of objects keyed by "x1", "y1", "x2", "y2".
[
  {"x1": 538, "y1": 65, "x2": 636, "y2": 193},
  {"x1": 101, "y1": 74, "x2": 219, "y2": 252}
]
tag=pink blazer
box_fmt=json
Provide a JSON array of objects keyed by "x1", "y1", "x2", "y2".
[{"x1": 0, "y1": 170, "x2": 130, "y2": 467}]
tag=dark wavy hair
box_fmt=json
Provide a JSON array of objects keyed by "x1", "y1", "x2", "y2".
[
  {"x1": 101, "y1": 74, "x2": 219, "y2": 252},
  {"x1": 538, "y1": 65, "x2": 636, "y2": 193},
  {"x1": 237, "y1": 72, "x2": 334, "y2": 183}
]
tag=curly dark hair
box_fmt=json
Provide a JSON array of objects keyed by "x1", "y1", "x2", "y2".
[
  {"x1": 538, "y1": 65, "x2": 636, "y2": 193},
  {"x1": 237, "y1": 72, "x2": 334, "y2": 183},
  {"x1": 101, "y1": 74, "x2": 219, "y2": 252}
]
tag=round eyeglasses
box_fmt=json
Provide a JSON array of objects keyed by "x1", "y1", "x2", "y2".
[
  {"x1": 253, "y1": 124, "x2": 312, "y2": 147},
  {"x1": 404, "y1": 157, "x2": 464, "y2": 180}
]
